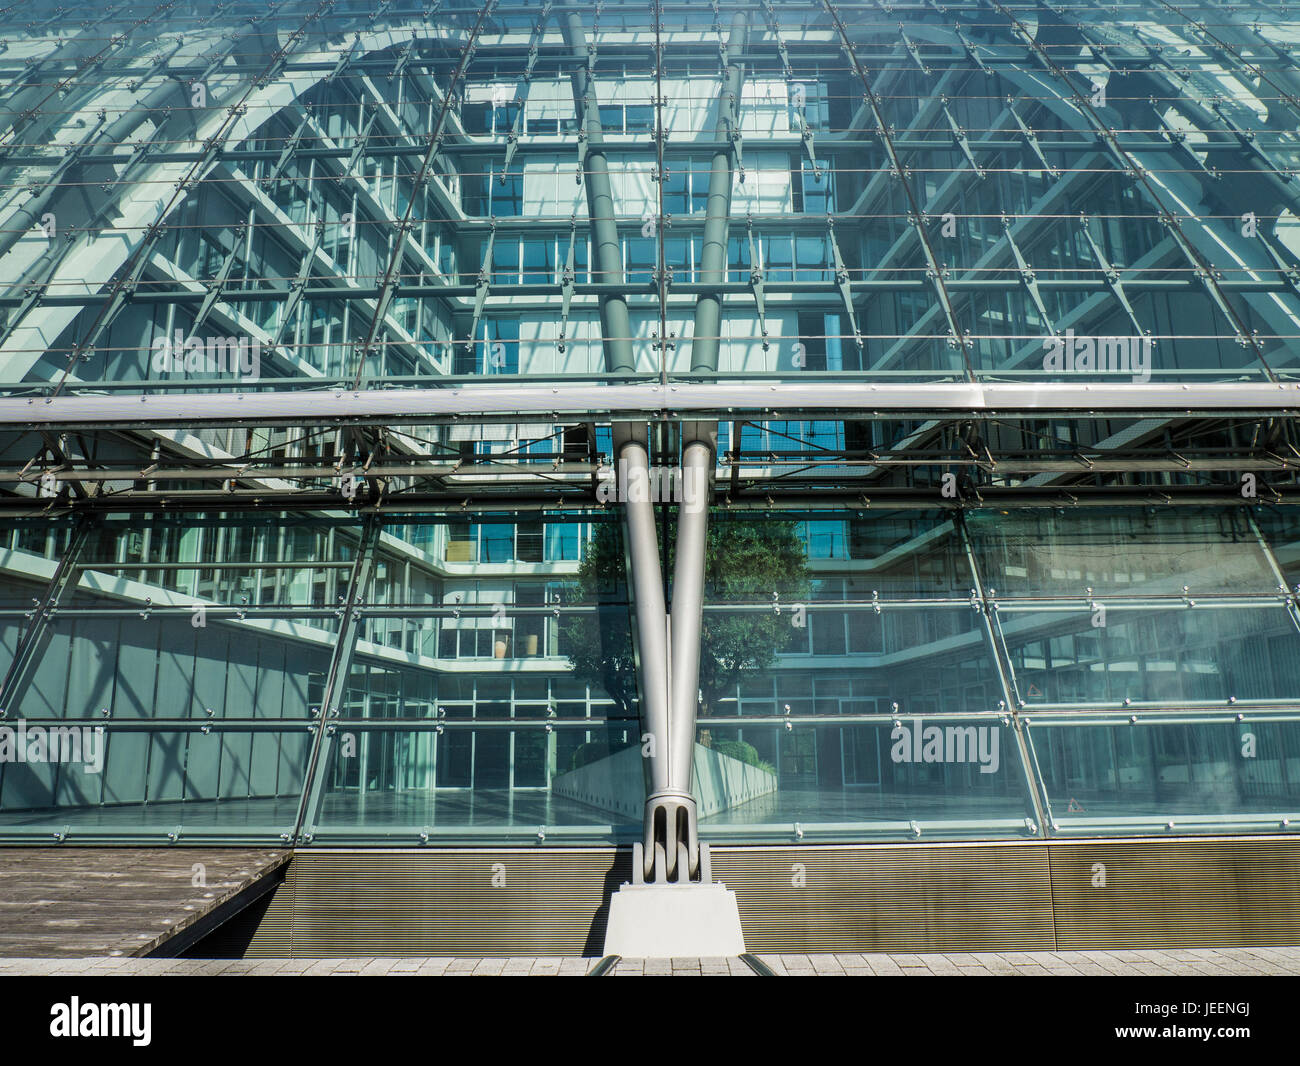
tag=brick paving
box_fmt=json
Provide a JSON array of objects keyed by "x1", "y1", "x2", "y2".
[{"x1": 0, "y1": 946, "x2": 1297, "y2": 975}]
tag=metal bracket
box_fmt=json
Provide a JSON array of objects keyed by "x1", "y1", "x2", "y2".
[
  {"x1": 745, "y1": 214, "x2": 769, "y2": 351},
  {"x1": 1009, "y1": 104, "x2": 1057, "y2": 177},
  {"x1": 557, "y1": 216, "x2": 577, "y2": 353},
  {"x1": 1003, "y1": 216, "x2": 1054, "y2": 334},
  {"x1": 465, "y1": 222, "x2": 496, "y2": 357},
  {"x1": 828, "y1": 216, "x2": 863, "y2": 350},
  {"x1": 1079, "y1": 216, "x2": 1145, "y2": 338}
]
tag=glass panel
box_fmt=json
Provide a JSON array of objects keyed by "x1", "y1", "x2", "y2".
[
  {"x1": 4, "y1": 616, "x2": 331, "y2": 721},
  {"x1": 695, "y1": 719, "x2": 1035, "y2": 843},
  {"x1": 6, "y1": 0, "x2": 1300, "y2": 856},
  {"x1": 1000, "y1": 605, "x2": 1300, "y2": 706},
  {"x1": 968, "y1": 509, "x2": 1279, "y2": 598},
  {"x1": 1028, "y1": 717, "x2": 1300, "y2": 834},
  {"x1": 74, "y1": 514, "x2": 363, "y2": 609},
  {"x1": 0, "y1": 727, "x2": 309, "y2": 842},
  {"x1": 8, "y1": 0, "x2": 1300, "y2": 396},
  {"x1": 0, "y1": 517, "x2": 80, "y2": 605},
  {"x1": 1252, "y1": 507, "x2": 1300, "y2": 592},
  {"x1": 834, "y1": 510, "x2": 973, "y2": 597},
  {"x1": 310, "y1": 722, "x2": 643, "y2": 844},
  {"x1": 700, "y1": 604, "x2": 1000, "y2": 715}
]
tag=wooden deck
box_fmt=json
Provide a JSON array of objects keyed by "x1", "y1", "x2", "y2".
[{"x1": 0, "y1": 848, "x2": 288, "y2": 957}]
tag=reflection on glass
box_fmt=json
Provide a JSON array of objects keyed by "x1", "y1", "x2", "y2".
[
  {"x1": 695, "y1": 720, "x2": 1034, "y2": 842},
  {"x1": 968, "y1": 509, "x2": 1279, "y2": 598},
  {"x1": 311, "y1": 723, "x2": 643, "y2": 842},
  {"x1": 1029, "y1": 719, "x2": 1300, "y2": 830},
  {"x1": 2, "y1": 493, "x2": 1299, "y2": 843},
  {"x1": 1001, "y1": 606, "x2": 1300, "y2": 705},
  {"x1": 5, "y1": 618, "x2": 332, "y2": 721},
  {"x1": 0, "y1": 728, "x2": 308, "y2": 839}
]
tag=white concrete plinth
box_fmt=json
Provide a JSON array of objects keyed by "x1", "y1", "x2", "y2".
[{"x1": 602, "y1": 882, "x2": 746, "y2": 958}]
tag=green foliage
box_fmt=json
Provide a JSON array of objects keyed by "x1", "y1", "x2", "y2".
[
  {"x1": 567, "y1": 735, "x2": 636, "y2": 772},
  {"x1": 712, "y1": 738, "x2": 776, "y2": 776},
  {"x1": 563, "y1": 516, "x2": 811, "y2": 715},
  {"x1": 562, "y1": 520, "x2": 639, "y2": 718}
]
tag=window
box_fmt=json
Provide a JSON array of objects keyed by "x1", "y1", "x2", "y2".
[
  {"x1": 522, "y1": 238, "x2": 555, "y2": 283},
  {"x1": 626, "y1": 237, "x2": 655, "y2": 284},
  {"x1": 599, "y1": 104, "x2": 623, "y2": 132},
  {"x1": 796, "y1": 312, "x2": 828, "y2": 371},
  {"x1": 811, "y1": 600, "x2": 848, "y2": 652},
  {"x1": 528, "y1": 111, "x2": 560, "y2": 135},
  {"x1": 489, "y1": 237, "x2": 519, "y2": 283},
  {"x1": 664, "y1": 159, "x2": 708, "y2": 215},
  {"x1": 487, "y1": 165, "x2": 523, "y2": 216},
  {"x1": 624, "y1": 105, "x2": 653, "y2": 133},
  {"x1": 462, "y1": 101, "x2": 492, "y2": 134},
  {"x1": 795, "y1": 236, "x2": 830, "y2": 281},
  {"x1": 789, "y1": 81, "x2": 830, "y2": 132},
  {"x1": 728, "y1": 236, "x2": 751, "y2": 283},
  {"x1": 663, "y1": 166, "x2": 689, "y2": 215},
  {"x1": 545, "y1": 523, "x2": 581, "y2": 562},
  {"x1": 463, "y1": 165, "x2": 523, "y2": 217},
  {"x1": 515, "y1": 584, "x2": 546, "y2": 658},
  {"x1": 691, "y1": 161, "x2": 711, "y2": 213},
  {"x1": 801, "y1": 160, "x2": 833, "y2": 213},
  {"x1": 516, "y1": 522, "x2": 544, "y2": 562},
  {"x1": 446, "y1": 522, "x2": 475, "y2": 563},
  {"x1": 569, "y1": 234, "x2": 590, "y2": 282},
  {"x1": 479, "y1": 523, "x2": 515, "y2": 563},
  {"x1": 805, "y1": 522, "x2": 849, "y2": 561},
  {"x1": 665, "y1": 236, "x2": 690, "y2": 281},
  {"x1": 481, "y1": 318, "x2": 519, "y2": 374},
  {"x1": 764, "y1": 235, "x2": 793, "y2": 281},
  {"x1": 825, "y1": 313, "x2": 855, "y2": 371},
  {"x1": 493, "y1": 101, "x2": 520, "y2": 134}
]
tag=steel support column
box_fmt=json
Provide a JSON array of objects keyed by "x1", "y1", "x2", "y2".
[
  {"x1": 648, "y1": 10, "x2": 749, "y2": 883},
  {"x1": 562, "y1": 0, "x2": 680, "y2": 878}
]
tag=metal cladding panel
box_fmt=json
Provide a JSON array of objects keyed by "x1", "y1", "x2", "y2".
[
  {"x1": 236, "y1": 876, "x2": 295, "y2": 958},
  {"x1": 242, "y1": 849, "x2": 629, "y2": 958},
  {"x1": 709, "y1": 843, "x2": 1057, "y2": 955},
  {"x1": 1049, "y1": 840, "x2": 1300, "y2": 950},
  {"x1": 228, "y1": 841, "x2": 1300, "y2": 957}
]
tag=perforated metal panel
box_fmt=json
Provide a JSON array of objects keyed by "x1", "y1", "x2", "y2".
[
  {"x1": 226, "y1": 839, "x2": 1300, "y2": 957},
  {"x1": 1049, "y1": 839, "x2": 1300, "y2": 950},
  {"x1": 243, "y1": 848, "x2": 629, "y2": 958},
  {"x1": 711, "y1": 843, "x2": 1056, "y2": 954}
]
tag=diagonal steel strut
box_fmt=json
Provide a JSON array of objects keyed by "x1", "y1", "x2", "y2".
[{"x1": 560, "y1": 1, "x2": 745, "y2": 883}]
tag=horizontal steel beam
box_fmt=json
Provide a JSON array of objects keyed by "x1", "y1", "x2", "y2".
[
  {"x1": 1, "y1": 486, "x2": 1292, "y2": 517},
  {"x1": 0, "y1": 135, "x2": 1229, "y2": 170},
  {"x1": 9, "y1": 452, "x2": 1298, "y2": 482},
  {"x1": 4, "y1": 382, "x2": 1300, "y2": 429},
  {"x1": 6, "y1": 276, "x2": 1294, "y2": 311}
]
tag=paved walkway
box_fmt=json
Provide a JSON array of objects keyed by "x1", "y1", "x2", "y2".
[{"x1": 0, "y1": 946, "x2": 1297, "y2": 975}]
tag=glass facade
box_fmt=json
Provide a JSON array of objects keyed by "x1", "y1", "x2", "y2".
[{"x1": 0, "y1": 0, "x2": 1298, "y2": 847}]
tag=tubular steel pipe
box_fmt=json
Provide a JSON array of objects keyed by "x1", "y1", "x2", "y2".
[{"x1": 646, "y1": 11, "x2": 748, "y2": 882}]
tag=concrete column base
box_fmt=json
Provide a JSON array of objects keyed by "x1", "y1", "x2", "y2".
[{"x1": 602, "y1": 882, "x2": 747, "y2": 957}]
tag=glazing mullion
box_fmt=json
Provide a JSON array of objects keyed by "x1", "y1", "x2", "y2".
[
  {"x1": 0, "y1": 517, "x2": 92, "y2": 716},
  {"x1": 294, "y1": 515, "x2": 381, "y2": 843},
  {"x1": 955, "y1": 509, "x2": 1050, "y2": 834}
]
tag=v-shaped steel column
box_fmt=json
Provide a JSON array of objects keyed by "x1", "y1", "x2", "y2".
[
  {"x1": 562, "y1": 3, "x2": 745, "y2": 883},
  {"x1": 650, "y1": 10, "x2": 749, "y2": 882},
  {"x1": 561, "y1": 2, "x2": 671, "y2": 878}
]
